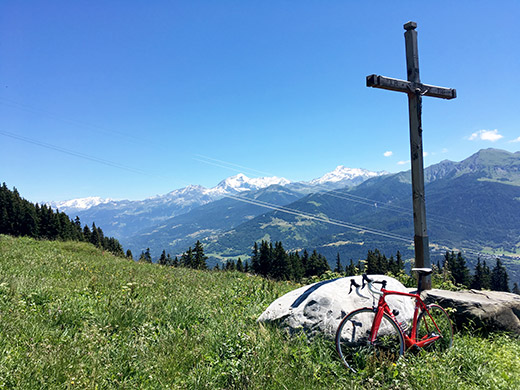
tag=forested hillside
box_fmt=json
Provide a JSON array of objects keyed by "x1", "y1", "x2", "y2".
[{"x1": 0, "y1": 183, "x2": 125, "y2": 257}]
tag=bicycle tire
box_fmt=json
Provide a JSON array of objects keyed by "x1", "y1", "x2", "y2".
[
  {"x1": 415, "y1": 304, "x2": 453, "y2": 351},
  {"x1": 335, "y1": 307, "x2": 405, "y2": 373}
]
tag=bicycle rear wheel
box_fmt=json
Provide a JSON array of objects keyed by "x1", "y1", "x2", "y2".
[
  {"x1": 335, "y1": 307, "x2": 405, "y2": 373},
  {"x1": 415, "y1": 304, "x2": 453, "y2": 351}
]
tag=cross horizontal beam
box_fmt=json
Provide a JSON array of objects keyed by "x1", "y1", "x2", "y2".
[{"x1": 366, "y1": 74, "x2": 457, "y2": 100}]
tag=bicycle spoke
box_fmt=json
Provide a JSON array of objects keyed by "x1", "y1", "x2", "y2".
[{"x1": 336, "y1": 308, "x2": 404, "y2": 373}]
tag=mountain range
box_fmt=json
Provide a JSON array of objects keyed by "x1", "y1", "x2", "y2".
[
  {"x1": 52, "y1": 149, "x2": 520, "y2": 285},
  {"x1": 51, "y1": 166, "x2": 386, "y2": 243},
  {"x1": 202, "y1": 148, "x2": 520, "y2": 283}
]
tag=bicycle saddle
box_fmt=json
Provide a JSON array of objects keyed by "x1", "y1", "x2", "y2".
[{"x1": 411, "y1": 267, "x2": 433, "y2": 276}]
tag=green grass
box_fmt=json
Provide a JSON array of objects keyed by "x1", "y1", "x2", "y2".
[{"x1": 1, "y1": 235, "x2": 519, "y2": 389}]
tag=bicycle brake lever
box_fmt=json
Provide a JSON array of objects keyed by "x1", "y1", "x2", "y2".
[
  {"x1": 349, "y1": 279, "x2": 361, "y2": 294},
  {"x1": 362, "y1": 274, "x2": 373, "y2": 290}
]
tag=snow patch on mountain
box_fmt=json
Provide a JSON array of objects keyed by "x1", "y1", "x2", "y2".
[
  {"x1": 49, "y1": 196, "x2": 113, "y2": 211},
  {"x1": 212, "y1": 174, "x2": 291, "y2": 194},
  {"x1": 310, "y1": 166, "x2": 386, "y2": 186}
]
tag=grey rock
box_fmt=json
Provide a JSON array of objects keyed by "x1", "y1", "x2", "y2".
[
  {"x1": 257, "y1": 275, "x2": 415, "y2": 338},
  {"x1": 422, "y1": 289, "x2": 520, "y2": 333}
]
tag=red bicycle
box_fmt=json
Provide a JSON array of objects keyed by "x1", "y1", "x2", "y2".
[{"x1": 335, "y1": 268, "x2": 453, "y2": 372}]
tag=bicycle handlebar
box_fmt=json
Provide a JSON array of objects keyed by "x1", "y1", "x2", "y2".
[
  {"x1": 349, "y1": 275, "x2": 386, "y2": 300},
  {"x1": 361, "y1": 274, "x2": 387, "y2": 289}
]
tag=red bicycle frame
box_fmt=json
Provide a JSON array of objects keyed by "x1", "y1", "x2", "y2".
[{"x1": 369, "y1": 288, "x2": 442, "y2": 349}]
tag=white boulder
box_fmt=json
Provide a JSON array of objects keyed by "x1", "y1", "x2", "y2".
[{"x1": 258, "y1": 275, "x2": 415, "y2": 338}]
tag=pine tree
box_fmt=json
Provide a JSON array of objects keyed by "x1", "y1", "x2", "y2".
[
  {"x1": 366, "y1": 250, "x2": 379, "y2": 274},
  {"x1": 251, "y1": 242, "x2": 260, "y2": 274},
  {"x1": 305, "y1": 250, "x2": 329, "y2": 277},
  {"x1": 139, "y1": 248, "x2": 152, "y2": 263},
  {"x1": 454, "y1": 252, "x2": 471, "y2": 287},
  {"x1": 443, "y1": 251, "x2": 452, "y2": 271},
  {"x1": 226, "y1": 260, "x2": 236, "y2": 271},
  {"x1": 159, "y1": 250, "x2": 168, "y2": 266},
  {"x1": 181, "y1": 247, "x2": 195, "y2": 268},
  {"x1": 21, "y1": 202, "x2": 38, "y2": 238},
  {"x1": 444, "y1": 251, "x2": 471, "y2": 287},
  {"x1": 0, "y1": 183, "x2": 10, "y2": 234},
  {"x1": 491, "y1": 258, "x2": 510, "y2": 292},
  {"x1": 271, "y1": 241, "x2": 291, "y2": 280},
  {"x1": 258, "y1": 241, "x2": 272, "y2": 277},
  {"x1": 193, "y1": 240, "x2": 207, "y2": 270},
  {"x1": 105, "y1": 237, "x2": 124, "y2": 257},
  {"x1": 236, "y1": 258, "x2": 244, "y2": 272},
  {"x1": 481, "y1": 260, "x2": 492, "y2": 290},
  {"x1": 73, "y1": 216, "x2": 83, "y2": 240},
  {"x1": 470, "y1": 258, "x2": 485, "y2": 290},
  {"x1": 126, "y1": 249, "x2": 133, "y2": 260},
  {"x1": 380, "y1": 252, "x2": 388, "y2": 274},
  {"x1": 58, "y1": 212, "x2": 74, "y2": 241},
  {"x1": 301, "y1": 250, "x2": 309, "y2": 275},
  {"x1": 90, "y1": 223, "x2": 101, "y2": 248},
  {"x1": 345, "y1": 259, "x2": 357, "y2": 277},
  {"x1": 290, "y1": 251, "x2": 304, "y2": 281},
  {"x1": 392, "y1": 251, "x2": 406, "y2": 275},
  {"x1": 387, "y1": 255, "x2": 397, "y2": 275},
  {"x1": 83, "y1": 225, "x2": 92, "y2": 243},
  {"x1": 334, "y1": 253, "x2": 343, "y2": 274}
]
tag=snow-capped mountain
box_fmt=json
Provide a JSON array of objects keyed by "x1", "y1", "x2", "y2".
[
  {"x1": 52, "y1": 174, "x2": 292, "y2": 214},
  {"x1": 51, "y1": 166, "x2": 382, "y2": 242},
  {"x1": 309, "y1": 166, "x2": 387, "y2": 188},
  {"x1": 211, "y1": 174, "x2": 291, "y2": 195},
  {"x1": 49, "y1": 196, "x2": 113, "y2": 212},
  {"x1": 52, "y1": 167, "x2": 379, "y2": 214}
]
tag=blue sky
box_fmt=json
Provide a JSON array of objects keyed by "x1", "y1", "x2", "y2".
[{"x1": 1, "y1": 1, "x2": 519, "y2": 203}]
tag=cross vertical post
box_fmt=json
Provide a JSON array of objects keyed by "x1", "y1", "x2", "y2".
[
  {"x1": 366, "y1": 21, "x2": 456, "y2": 290},
  {"x1": 405, "y1": 22, "x2": 430, "y2": 290}
]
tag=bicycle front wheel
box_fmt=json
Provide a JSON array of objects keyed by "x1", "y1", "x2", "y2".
[
  {"x1": 335, "y1": 308, "x2": 405, "y2": 373},
  {"x1": 415, "y1": 304, "x2": 453, "y2": 351}
]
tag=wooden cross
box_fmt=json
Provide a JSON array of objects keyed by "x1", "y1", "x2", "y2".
[{"x1": 366, "y1": 21, "x2": 456, "y2": 290}]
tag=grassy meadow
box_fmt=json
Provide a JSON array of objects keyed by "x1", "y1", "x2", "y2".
[{"x1": 0, "y1": 235, "x2": 519, "y2": 389}]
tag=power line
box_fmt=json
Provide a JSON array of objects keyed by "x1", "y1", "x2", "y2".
[
  {"x1": 0, "y1": 98, "x2": 144, "y2": 145},
  {"x1": 319, "y1": 188, "x2": 471, "y2": 228},
  {"x1": 0, "y1": 130, "x2": 152, "y2": 177},
  {"x1": 224, "y1": 193, "x2": 412, "y2": 243},
  {"x1": 194, "y1": 154, "x2": 278, "y2": 178}
]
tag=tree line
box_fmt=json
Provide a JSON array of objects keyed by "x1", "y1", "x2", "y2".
[
  {"x1": 148, "y1": 240, "x2": 331, "y2": 281},
  {"x1": 436, "y1": 250, "x2": 515, "y2": 293},
  {"x1": 149, "y1": 240, "x2": 518, "y2": 294},
  {"x1": 335, "y1": 247, "x2": 517, "y2": 294},
  {"x1": 0, "y1": 183, "x2": 125, "y2": 257},
  {"x1": 136, "y1": 240, "x2": 209, "y2": 270}
]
